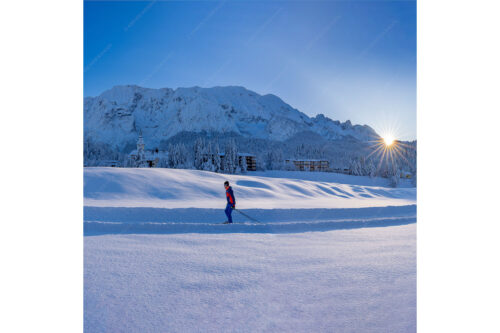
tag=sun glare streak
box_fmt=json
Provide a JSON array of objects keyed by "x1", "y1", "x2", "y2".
[
  {"x1": 366, "y1": 120, "x2": 416, "y2": 177},
  {"x1": 366, "y1": 134, "x2": 411, "y2": 172},
  {"x1": 383, "y1": 135, "x2": 395, "y2": 146}
]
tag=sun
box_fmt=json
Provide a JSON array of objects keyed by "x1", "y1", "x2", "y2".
[
  {"x1": 365, "y1": 122, "x2": 415, "y2": 178},
  {"x1": 383, "y1": 135, "x2": 395, "y2": 147}
]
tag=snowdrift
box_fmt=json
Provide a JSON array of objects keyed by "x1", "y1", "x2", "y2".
[
  {"x1": 84, "y1": 168, "x2": 416, "y2": 234},
  {"x1": 84, "y1": 167, "x2": 415, "y2": 209}
]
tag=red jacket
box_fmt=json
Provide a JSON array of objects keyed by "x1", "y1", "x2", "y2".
[{"x1": 226, "y1": 186, "x2": 236, "y2": 206}]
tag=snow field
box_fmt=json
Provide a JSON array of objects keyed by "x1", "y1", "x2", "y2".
[
  {"x1": 85, "y1": 224, "x2": 416, "y2": 332},
  {"x1": 84, "y1": 167, "x2": 416, "y2": 332}
]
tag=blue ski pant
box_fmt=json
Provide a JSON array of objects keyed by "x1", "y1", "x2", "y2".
[{"x1": 225, "y1": 203, "x2": 233, "y2": 223}]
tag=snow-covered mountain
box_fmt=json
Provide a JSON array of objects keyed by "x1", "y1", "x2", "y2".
[{"x1": 84, "y1": 85, "x2": 379, "y2": 150}]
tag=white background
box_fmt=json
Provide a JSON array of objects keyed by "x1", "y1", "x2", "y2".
[{"x1": 0, "y1": 0, "x2": 499, "y2": 331}]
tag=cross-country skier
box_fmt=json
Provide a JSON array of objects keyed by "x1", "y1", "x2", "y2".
[{"x1": 223, "y1": 181, "x2": 236, "y2": 224}]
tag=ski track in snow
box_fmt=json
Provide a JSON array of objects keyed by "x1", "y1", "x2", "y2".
[
  {"x1": 84, "y1": 168, "x2": 416, "y2": 332},
  {"x1": 84, "y1": 168, "x2": 416, "y2": 235},
  {"x1": 84, "y1": 205, "x2": 416, "y2": 235}
]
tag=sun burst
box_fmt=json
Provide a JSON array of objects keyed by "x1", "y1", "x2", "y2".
[
  {"x1": 365, "y1": 127, "x2": 414, "y2": 177},
  {"x1": 363, "y1": 119, "x2": 416, "y2": 179},
  {"x1": 383, "y1": 135, "x2": 395, "y2": 147}
]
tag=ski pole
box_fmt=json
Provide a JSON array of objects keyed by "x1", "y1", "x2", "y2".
[{"x1": 234, "y1": 209, "x2": 262, "y2": 223}]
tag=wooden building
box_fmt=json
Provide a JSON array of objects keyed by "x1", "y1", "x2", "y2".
[
  {"x1": 238, "y1": 153, "x2": 257, "y2": 171},
  {"x1": 218, "y1": 153, "x2": 257, "y2": 171},
  {"x1": 285, "y1": 159, "x2": 329, "y2": 172},
  {"x1": 100, "y1": 160, "x2": 120, "y2": 167}
]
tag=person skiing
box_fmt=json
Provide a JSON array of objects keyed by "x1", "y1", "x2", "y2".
[{"x1": 223, "y1": 181, "x2": 236, "y2": 224}]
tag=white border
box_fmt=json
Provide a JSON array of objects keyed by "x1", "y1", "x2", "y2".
[
  {"x1": 1, "y1": 0, "x2": 500, "y2": 331},
  {"x1": 0, "y1": 0, "x2": 83, "y2": 331},
  {"x1": 418, "y1": 0, "x2": 500, "y2": 331}
]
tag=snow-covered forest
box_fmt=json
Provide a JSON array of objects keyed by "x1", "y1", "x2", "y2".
[{"x1": 84, "y1": 132, "x2": 416, "y2": 184}]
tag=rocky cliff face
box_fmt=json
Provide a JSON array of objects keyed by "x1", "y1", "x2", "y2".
[{"x1": 84, "y1": 85, "x2": 379, "y2": 150}]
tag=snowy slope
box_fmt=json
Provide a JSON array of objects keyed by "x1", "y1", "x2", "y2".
[
  {"x1": 84, "y1": 85, "x2": 379, "y2": 150},
  {"x1": 84, "y1": 167, "x2": 415, "y2": 210}
]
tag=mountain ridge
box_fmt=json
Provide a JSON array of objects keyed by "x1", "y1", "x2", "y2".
[{"x1": 84, "y1": 85, "x2": 380, "y2": 150}]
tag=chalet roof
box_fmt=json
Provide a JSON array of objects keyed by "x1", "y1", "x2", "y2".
[
  {"x1": 286, "y1": 159, "x2": 328, "y2": 162},
  {"x1": 218, "y1": 152, "x2": 256, "y2": 157}
]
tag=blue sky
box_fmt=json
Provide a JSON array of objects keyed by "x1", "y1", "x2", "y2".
[{"x1": 84, "y1": 0, "x2": 416, "y2": 140}]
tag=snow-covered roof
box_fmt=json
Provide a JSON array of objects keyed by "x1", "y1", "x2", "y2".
[
  {"x1": 129, "y1": 149, "x2": 168, "y2": 158},
  {"x1": 219, "y1": 152, "x2": 256, "y2": 157},
  {"x1": 287, "y1": 159, "x2": 328, "y2": 162}
]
